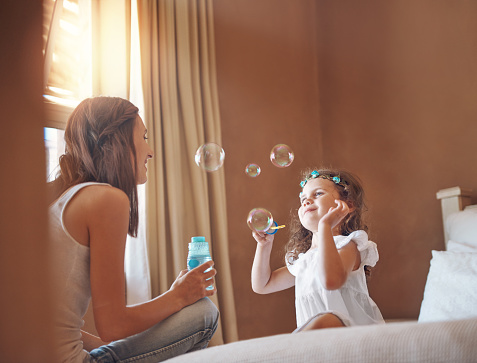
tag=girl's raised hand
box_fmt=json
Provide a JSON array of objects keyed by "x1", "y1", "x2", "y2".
[
  {"x1": 320, "y1": 199, "x2": 351, "y2": 231},
  {"x1": 252, "y1": 230, "x2": 275, "y2": 247}
]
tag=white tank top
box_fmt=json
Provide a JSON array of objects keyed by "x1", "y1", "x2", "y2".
[{"x1": 49, "y1": 182, "x2": 110, "y2": 362}]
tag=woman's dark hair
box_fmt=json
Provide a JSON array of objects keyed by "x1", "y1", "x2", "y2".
[
  {"x1": 286, "y1": 167, "x2": 372, "y2": 277},
  {"x1": 48, "y1": 96, "x2": 140, "y2": 237}
]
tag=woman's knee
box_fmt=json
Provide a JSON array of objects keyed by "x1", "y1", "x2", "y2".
[{"x1": 185, "y1": 298, "x2": 219, "y2": 332}]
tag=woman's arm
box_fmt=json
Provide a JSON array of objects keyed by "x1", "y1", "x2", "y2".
[
  {"x1": 251, "y1": 231, "x2": 295, "y2": 294},
  {"x1": 85, "y1": 187, "x2": 216, "y2": 342},
  {"x1": 81, "y1": 330, "x2": 109, "y2": 351}
]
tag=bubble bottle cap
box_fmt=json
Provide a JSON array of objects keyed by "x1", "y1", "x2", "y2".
[
  {"x1": 188, "y1": 236, "x2": 210, "y2": 254},
  {"x1": 191, "y1": 236, "x2": 206, "y2": 243}
]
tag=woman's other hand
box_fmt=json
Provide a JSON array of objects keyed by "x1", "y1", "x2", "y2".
[{"x1": 169, "y1": 261, "x2": 216, "y2": 307}]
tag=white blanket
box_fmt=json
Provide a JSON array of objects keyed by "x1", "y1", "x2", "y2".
[{"x1": 166, "y1": 318, "x2": 477, "y2": 362}]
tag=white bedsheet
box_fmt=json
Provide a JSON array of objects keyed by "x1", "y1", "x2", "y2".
[{"x1": 166, "y1": 318, "x2": 477, "y2": 363}]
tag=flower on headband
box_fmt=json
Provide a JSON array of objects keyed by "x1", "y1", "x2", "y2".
[
  {"x1": 300, "y1": 170, "x2": 319, "y2": 187},
  {"x1": 300, "y1": 170, "x2": 347, "y2": 188}
]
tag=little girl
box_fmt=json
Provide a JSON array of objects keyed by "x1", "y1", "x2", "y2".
[{"x1": 251, "y1": 168, "x2": 384, "y2": 331}]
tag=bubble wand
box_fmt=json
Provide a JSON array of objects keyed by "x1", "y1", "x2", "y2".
[{"x1": 247, "y1": 208, "x2": 285, "y2": 235}]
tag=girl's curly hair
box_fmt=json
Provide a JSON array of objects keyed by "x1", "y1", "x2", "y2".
[{"x1": 285, "y1": 167, "x2": 372, "y2": 277}]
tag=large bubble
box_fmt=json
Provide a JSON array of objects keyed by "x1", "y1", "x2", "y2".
[
  {"x1": 247, "y1": 208, "x2": 274, "y2": 233},
  {"x1": 270, "y1": 144, "x2": 294, "y2": 168},
  {"x1": 245, "y1": 163, "x2": 261, "y2": 178},
  {"x1": 195, "y1": 143, "x2": 225, "y2": 172}
]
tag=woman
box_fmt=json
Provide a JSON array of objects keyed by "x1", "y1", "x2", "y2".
[{"x1": 48, "y1": 96, "x2": 219, "y2": 362}]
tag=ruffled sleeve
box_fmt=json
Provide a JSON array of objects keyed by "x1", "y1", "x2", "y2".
[
  {"x1": 286, "y1": 253, "x2": 299, "y2": 276},
  {"x1": 335, "y1": 230, "x2": 379, "y2": 267}
]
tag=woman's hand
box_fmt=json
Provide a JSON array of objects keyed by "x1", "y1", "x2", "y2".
[
  {"x1": 252, "y1": 230, "x2": 275, "y2": 247},
  {"x1": 169, "y1": 261, "x2": 216, "y2": 307}
]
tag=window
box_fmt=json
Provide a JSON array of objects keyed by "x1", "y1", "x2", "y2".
[
  {"x1": 43, "y1": 0, "x2": 92, "y2": 111},
  {"x1": 43, "y1": 0, "x2": 92, "y2": 179},
  {"x1": 44, "y1": 127, "x2": 65, "y2": 182}
]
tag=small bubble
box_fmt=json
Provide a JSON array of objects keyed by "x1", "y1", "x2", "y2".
[
  {"x1": 245, "y1": 163, "x2": 261, "y2": 178},
  {"x1": 247, "y1": 208, "x2": 274, "y2": 232},
  {"x1": 195, "y1": 143, "x2": 225, "y2": 172},
  {"x1": 270, "y1": 144, "x2": 294, "y2": 168}
]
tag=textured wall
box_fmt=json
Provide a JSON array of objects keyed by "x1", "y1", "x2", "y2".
[{"x1": 213, "y1": 0, "x2": 477, "y2": 340}]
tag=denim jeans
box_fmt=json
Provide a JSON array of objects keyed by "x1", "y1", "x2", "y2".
[{"x1": 89, "y1": 298, "x2": 219, "y2": 363}]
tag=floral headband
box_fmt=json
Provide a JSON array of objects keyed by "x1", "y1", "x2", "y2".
[{"x1": 300, "y1": 170, "x2": 349, "y2": 189}]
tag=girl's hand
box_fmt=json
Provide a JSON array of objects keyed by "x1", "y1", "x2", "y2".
[
  {"x1": 169, "y1": 261, "x2": 216, "y2": 307},
  {"x1": 319, "y1": 199, "x2": 350, "y2": 231},
  {"x1": 252, "y1": 230, "x2": 275, "y2": 247}
]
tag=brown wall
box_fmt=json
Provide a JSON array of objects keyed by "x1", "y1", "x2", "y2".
[
  {"x1": 0, "y1": 1, "x2": 55, "y2": 361},
  {"x1": 213, "y1": 0, "x2": 477, "y2": 340}
]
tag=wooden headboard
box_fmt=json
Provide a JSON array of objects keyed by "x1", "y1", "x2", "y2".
[{"x1": 436, "y1": 186, "x2": 473, "y2": 248}]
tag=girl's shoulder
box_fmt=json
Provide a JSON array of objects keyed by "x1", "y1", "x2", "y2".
[
  {"x1": 335, "y1": 230, "x2": 369, "y2": 249},
  {"x1": 335, "y1": 230, "x2": 379, "y2": 268}
]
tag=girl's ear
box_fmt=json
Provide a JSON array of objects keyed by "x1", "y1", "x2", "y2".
[{"x1": 346, "y1": 201, "x2": 356, "y2": 213}]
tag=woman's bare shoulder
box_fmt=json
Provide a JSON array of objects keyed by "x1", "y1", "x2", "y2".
[
  {"x1": 80, "y1": 185, "x2": 129, "y2": 212},
  {"x1": 81, "y1": 185, "x2": 130, "y2": 239},
  {"x1": 63, "y1": 185, "x2": 129, "y2": 246},
  {"x1": 81, "y1": 184, "x2": 128, "y2": 200},
  {"x1": 68, "y1": 184, "x2": 129, "y2": 219}
]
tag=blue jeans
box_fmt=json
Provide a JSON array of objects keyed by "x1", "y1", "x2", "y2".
[{"x1": 89, "y1": 298, "x2": 219, "y2": 363}]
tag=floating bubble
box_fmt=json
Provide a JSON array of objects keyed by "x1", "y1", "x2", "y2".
[
  {"x1": 195, "y1": 143, "x2": 225, "y2": 172},
  {"x1": 247, "y1": 208, "x2": 274, "y2": 233},
  {"x1": 245, "y1": 163, "x2": 261, "y2": 178},
  {"x1": 270, "y1": 144, "x2": 294, "y2": 168}
]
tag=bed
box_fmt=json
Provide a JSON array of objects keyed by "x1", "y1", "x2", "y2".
[{"x1": 166, "y1": 186, "x2": 477, "y2": 362}]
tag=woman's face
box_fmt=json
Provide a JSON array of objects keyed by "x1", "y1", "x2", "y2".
[{"x1": 133, "y1": 116, "x2": 154, "y2": 184}]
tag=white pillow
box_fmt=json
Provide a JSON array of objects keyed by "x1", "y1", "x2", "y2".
[
  {"x1": 448, "y1": 240, "x2": 477, "y2": 252},
  {"x1": 446, "y1": 207, "x2": 477, "y2": 248},
  {"x1": 418, "y1": 250, "x2": 477, "y2": 322}
]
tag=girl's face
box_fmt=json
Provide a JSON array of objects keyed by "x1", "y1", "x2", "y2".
[
  {"x1": 298, "y1": 177, "x2": 342, "y2": 233},
  {"x1": 133, "y1": 116, "x2": 154, "y2": 184}
]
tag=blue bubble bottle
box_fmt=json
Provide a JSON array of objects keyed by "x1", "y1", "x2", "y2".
[{"x1": 187, "y1": 236, "x2": 213, "y2": 290}]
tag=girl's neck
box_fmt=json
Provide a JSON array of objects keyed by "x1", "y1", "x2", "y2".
[{"x1": 309, "y1": 227, "x2": 341, "y2": 249}]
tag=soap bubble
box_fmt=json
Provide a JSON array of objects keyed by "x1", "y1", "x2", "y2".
[
  {"x1": 270, "y1": 144, "x2": 294, "y2": 168},
  {"x1": 195, "y1": 143, "x2": 225, "y2": 172},
  {"x1": 245, "y1": 163, "x2": 261, "y2": 178},
  {"x1": 247, "y1": 208, "x2": 274, "y2": 233}
]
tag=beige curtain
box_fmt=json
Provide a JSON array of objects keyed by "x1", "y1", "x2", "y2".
[{"x1": 137, "y1": 0, "x2": 238, "y2": 345}]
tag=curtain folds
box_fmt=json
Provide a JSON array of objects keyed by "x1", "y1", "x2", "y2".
[{"x1": 137, "y1": 0, "x2": 238, "y2": 345}]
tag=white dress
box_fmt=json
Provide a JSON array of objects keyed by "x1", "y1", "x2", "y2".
[{"x1": 286, "y1": 230, "x2": 385, "y2": 329}]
